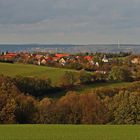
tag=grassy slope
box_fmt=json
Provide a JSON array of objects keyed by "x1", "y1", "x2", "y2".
[
  {"x1": 0, "y1": 62, "x2": 77, "y2": 85},
  {"x1": 75, "y1": 82, "x2": 131, "y2": 93},
  {"x1": 0, "y1": 125, "x2": 139, "y2": 140}
]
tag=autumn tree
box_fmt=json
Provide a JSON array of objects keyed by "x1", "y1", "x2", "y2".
[
  {"x1": 15, "y1": 95, "x2": 38, "y2": 124},
  {"x1": 60, "y1": 72, "x2": 78, "y2": 88},
  {"x1": 38, "y1": 98, "x2": 53, "y2": 123},
  {"x1": 0, "y1": 75, "x2": 19, "y2": 124},
  {"x1": 79, "y1": 93, "x2": 109, "y2": 124},
  {"x1": 56, "y1": 92, "x2": 82, "y2": 124}
]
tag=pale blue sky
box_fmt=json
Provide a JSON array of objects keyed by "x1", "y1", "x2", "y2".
[{"x1": 0, "y1": 0, "x2": 140, "y2": 44}]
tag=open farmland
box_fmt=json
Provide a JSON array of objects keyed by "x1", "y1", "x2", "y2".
[{"x1": 0, "y1": 125, "x2": 139, "y2": 140}]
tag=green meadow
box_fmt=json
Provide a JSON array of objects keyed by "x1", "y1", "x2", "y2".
[
  {"x1": 0, "y1": 62, "x2": 77, "y2": 85},
  {"x1": 0, "y1": 125, "x2": 139, "y2": 140}
]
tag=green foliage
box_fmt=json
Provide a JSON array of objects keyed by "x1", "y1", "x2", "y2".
[
  {"x1": 109, "y1": 91, "x2": 140, "y2": 124},
  {"x1": 108, "y1": 66, "x2": 132, "y2": 81}
]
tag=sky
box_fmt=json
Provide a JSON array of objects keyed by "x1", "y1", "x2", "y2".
[{"x1": 0, "y1": 0, "x2": 140, "y2": 44}]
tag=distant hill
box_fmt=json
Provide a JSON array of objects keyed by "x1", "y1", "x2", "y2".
[{"x1": 0, "y1": 44, "x2": 140, "y2": 53}]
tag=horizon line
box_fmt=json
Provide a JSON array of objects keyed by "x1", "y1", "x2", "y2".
[{"x1": 0, "y1": 43, "x2": 140, "y2": 46}]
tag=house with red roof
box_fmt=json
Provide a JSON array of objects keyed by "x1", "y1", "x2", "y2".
[
  {"x1": 52, "y1": 57, "x2": 60, "y2": 62},
  {"x1": 84, "y1": 56, "x2": 94, "y2": 65},
  {"x1": 0, "y1": 52, "x2": 18, "y2": 63},
  {"x1": 3, "y1": 53, "x2": 18, "y2": 59},
  {"x1": 84, "y1": 56, "x2": 93, "y2": 61},
  {"x1": 55, "y1": 53, "x2": 70, "y2": 58}
]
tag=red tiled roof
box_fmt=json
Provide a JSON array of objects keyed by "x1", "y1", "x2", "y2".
[
  {"x1": 6, "y1": 53, "x2": 17, "y2": 57},
  {"x1": 84, "y1": 56, "x2": 93, "y2": 61},
  {"x1": 52, "y1": 57, "x2": 60, "y2": 61},
  {"x1": 4, "y1": 56, "x2": 14, "y2": 58},
  {"x1": 55, "y1": 53, "x2": 70, "y2": 58}
]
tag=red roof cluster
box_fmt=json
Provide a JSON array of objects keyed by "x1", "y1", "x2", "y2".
[
  {"x1": 84, "y1": 56, "x2": 93, "y2": 61},
  {"x1": 55, "y1": 53, "x2": 70, "y2": 58},
  {"x1": 5, "y1": 53, "x2": 17, "y2": 57},
  {"x1": 1, "y1": 53, "x2": 18, "y2": 59}
]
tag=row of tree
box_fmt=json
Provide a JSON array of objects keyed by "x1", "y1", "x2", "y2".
[{"x1": 60, "y1": 66, "x2": 133, "y2": 89}]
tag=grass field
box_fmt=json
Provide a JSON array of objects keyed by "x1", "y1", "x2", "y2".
[
  {"x1": 0, "y1": 62, "x2": 77, "y2": 85},
  {"x1": 0, "y1": 125, "x2": 139, "y2": 140},
  {"x1": 75, "y1": 81, "x2": 131, "y2": 93}
]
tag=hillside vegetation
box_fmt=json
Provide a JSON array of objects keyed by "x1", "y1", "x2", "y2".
[
  {"x1": 0, "y1": 62, "x2": 133, "y2": 98},
  {"x1": 0, "y1": 61, "x2": 140, "y2": 124}
]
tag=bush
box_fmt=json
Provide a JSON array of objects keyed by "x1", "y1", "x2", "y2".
[
  {"x1": 60, "y1": 72, "x2": 78, "y2": 88},
  {"x1": 79, "y1": 70, "x2": 93, "y2": 84},
  {"x1": 108, "y1": 66, "x2": 132, "y2": 82}
]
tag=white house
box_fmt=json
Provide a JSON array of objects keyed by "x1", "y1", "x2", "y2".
[
  {"x1": 131, "y1": 57, "x2": 140, "y2": 64},
  {"x1": 102, "y1": 55, "x2": 109, "y2": 63}
]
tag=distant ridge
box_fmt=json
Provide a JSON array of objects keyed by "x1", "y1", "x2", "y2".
[{"x1": 0, "y1": 44, "x2": 140, "y2": 53}]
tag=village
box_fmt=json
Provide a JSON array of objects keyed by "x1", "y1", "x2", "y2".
[
  {"x1": 0, "y1": 51, "x2": 108, "y2": 65},
  {"x1": 0, "y1": 51, "x2": 138, "y2": 72}
]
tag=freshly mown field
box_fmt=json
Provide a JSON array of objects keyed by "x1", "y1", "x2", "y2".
[{"x1": 0, "y1": 125, "x2": 139, "y2": 140}]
